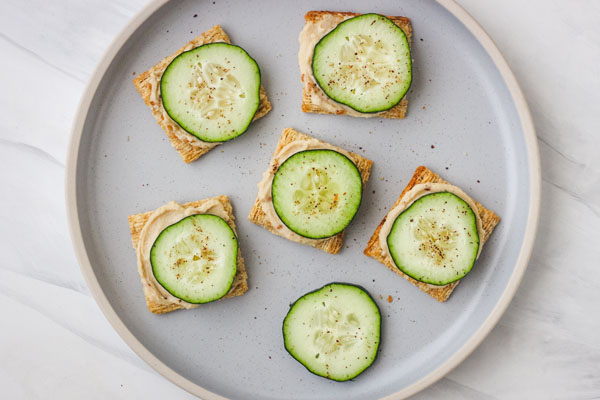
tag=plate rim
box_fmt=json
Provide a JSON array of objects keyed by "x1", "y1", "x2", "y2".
[{"x1": 65, "y1": 0, "x2": 541, "y2": 398}]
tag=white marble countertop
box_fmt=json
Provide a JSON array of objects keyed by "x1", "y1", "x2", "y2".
[{"x1": 1, "y1": 0, "x2": 598, "y2": 398}]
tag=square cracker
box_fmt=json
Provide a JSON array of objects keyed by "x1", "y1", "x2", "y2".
[
  {"x1": 248, "y1": 128, "x2": 373, "y2": 254},
  {"x1": 133, "y1": 25, "x2": 272, "y2": 163},
  {"x1": 300, "y1": 11, "x2": 412, "y2": 119},
  {"x1": 128, "y1": 195, "x2": 248, "y2": 314},
  {"x1": 364, "y1": 166, "x2": 500, "y2": 302}
]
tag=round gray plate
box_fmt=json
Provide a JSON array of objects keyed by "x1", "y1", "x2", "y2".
[{"x1": 66, "y1": 0, "x2": 540, "y2": 399}]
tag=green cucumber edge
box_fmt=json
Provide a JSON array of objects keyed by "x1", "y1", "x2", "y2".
[
  {"x1": 311, "y1": 13, "x2": 412, "y2": 114},
  {"x1": 149, "y1": 213, "x2": 238, "y2": 304},
  {"x1": 270, "y1": 149, "x2": 363, "y2": 240},
  {"x1": 386, "y1": 192, "x2": 480, "y2": 286},
  {"x1": 282, "y1": 282, "x2": 382, "y2": 382},
  {"x1": 160, "y1": 42, "x2": 262, "y2": 143}
]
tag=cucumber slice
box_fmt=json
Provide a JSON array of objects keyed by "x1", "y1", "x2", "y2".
[
  {"x1": 312, "y1": 13, "x2": 412, "y2": 113},
  {"x1": 160, "y1": 43, "x2": 261, "y2": 143},
  {"x1": 387, "y1": 192, "x2": 480, "y2": 286},
  {"x1": 271, "y1": 149, "x2": 362, "y2": 239},
  {"x1": 150, "y1": 214, "x2": 238, "y2": 303},
  {"x1": 283, "y1": 283, "x2": 381, "y2": 381}
]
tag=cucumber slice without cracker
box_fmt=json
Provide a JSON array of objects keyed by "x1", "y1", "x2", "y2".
[
  {"x1": 283, "y1": 283, "x2": 381, "y2": 381},
  {"x1": 312, "y1": 13, "x2": 412, "y2": 113},
  {"x1": 387, "y1": 192, "x2": 480, "y2": 286},
  {"x1": 150, "y1": 214, "x2": 238, "y2": 303},
  {"x1": 271, "y1": 149, "x2": 363, "y2": 239},
  {"x1": 161, "y1": 43, "x2": 261, "y2": 142}
]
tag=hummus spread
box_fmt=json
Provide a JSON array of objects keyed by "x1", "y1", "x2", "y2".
[
  {"x1": 146, "y1": 40, "x2": 224, "y2": 151},
  {"x1": 298, "y1": 14, "x2": 388, "y2": 118},
  {"x1": 378, "y1": 183, "x2": 484, "y2": 270},
  {"x1": 256, "y1": 138, "x2": 355, "y2": 244},
  {"x1": 136, "y1": 199, "x2": 230, "y2": 309}
]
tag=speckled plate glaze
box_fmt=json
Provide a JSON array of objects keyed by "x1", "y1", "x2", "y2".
[{"x1": 66, "y1": 1, "x2": 540, "y2": 399}]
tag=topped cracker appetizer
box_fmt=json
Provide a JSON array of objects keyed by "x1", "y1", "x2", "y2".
[
  {"x1": 128, "y1": 196, "x2": 248, "y2": 314},
  {"x1": 249, "y1": 128, "x2": 372, "y2": 254},
  {"x1": 364, "y1": 166, "x2": 500, "y2": 302},
  {"x1": 299, "y1": 11, "x2": 412, "y2": 118},
  {"x1": 134, "y1": 25, "x2": 271, "y2": 163}
]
